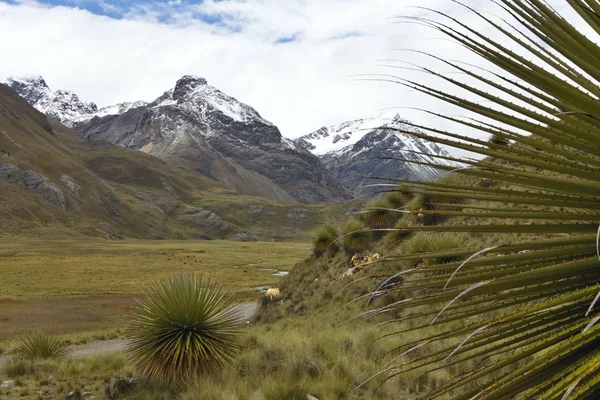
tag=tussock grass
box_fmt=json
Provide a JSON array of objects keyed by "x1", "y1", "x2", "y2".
[
  {"x1": 385, "y1": 190, "x2": 408, "y2": 209},
  {"x1": 361, "y1": 198, "x2": 398, "y2": 230},
  {"x1": 14, "y1": 333, "x2": 68, "y2": 360},
  {"x1": 127, "y1": 275, "x2": 242, "y2": 383},
  {"x1": 343, "y1": 220, "x2": 373, "y2": 254},
  {"x1": 312, "y1": 224, "x2": 338, "y2": 257},
  {"x1": 0, "y1": 352, "x2": 134, "y2": 400},
  {"x1": 386, "y1": 219, "x2": 414, "y2": 247}
]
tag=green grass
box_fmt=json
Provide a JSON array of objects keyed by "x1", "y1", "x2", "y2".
[
  {"x1": 0, "y1": 238, "x2": 309, "y2": 346},
  {"x1": 0, "y1": 303, "x2": 497, "y2": 400},
  {"x1": 0, "y1": 237, "x2": 309, "y2": 297}
]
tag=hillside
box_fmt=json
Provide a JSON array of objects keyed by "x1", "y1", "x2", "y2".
[
  {"x1": 7, "y1": 75, "x2": 351, "y2": 204},
  {"x1": 0, "y1": 83, "x2": 358, "y2": 240}
]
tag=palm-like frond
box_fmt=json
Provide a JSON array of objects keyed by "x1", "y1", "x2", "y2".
[
  {"x1": 354, "y1": 1, "x2": 600, "y2": 398},
  {"x1": 127, "y1": 275, "x2": 242, "y2": 384}
]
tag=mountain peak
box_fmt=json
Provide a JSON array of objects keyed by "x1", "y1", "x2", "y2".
[
  {"x1": 6, "y1": 75, "x2": 51, "y2": 105},
  {"x1": 6, "y1": 74, "x2": 48, "y2": 88},
  {"x1": 294, "y1": 112, "x2": 459, "y2": 196},
  {"x1": 173, "y1": 75, "x2": 208, "y2": 100}
]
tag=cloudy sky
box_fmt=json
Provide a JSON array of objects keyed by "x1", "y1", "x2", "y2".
[{"x1": 0, "y1": 0, "x2": 576, "y2": 139}]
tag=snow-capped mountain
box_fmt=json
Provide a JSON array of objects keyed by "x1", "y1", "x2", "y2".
[
  {"x1": 295, "y1": 113, "x2": 459, "y2": 196},
  {"x1": 73, "y1": 75, "x2": 349, "y2": 204},
  {"x1": 5, "y1": 76, "x2": 147, "y2": 127}
]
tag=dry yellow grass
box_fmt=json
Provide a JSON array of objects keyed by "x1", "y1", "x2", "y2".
[{"x1": 0, "y1": 238, "x2": 309, "y2": 343}]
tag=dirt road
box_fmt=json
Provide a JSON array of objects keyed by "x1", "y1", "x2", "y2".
[{"x1": 0, "y1": 301, "x2": 256, "y2": 369}]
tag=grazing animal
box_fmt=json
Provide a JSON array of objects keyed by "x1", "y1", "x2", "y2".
[{"x1": 265, "y1": 288, "x2": 281, "y2": 302}]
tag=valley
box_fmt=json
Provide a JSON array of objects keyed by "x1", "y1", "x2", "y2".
[
  {"x1": 1, "y1": 0, "x2": 600, "y2": 398},
  {"x1": 0, "y1": 237, "x2": 309, "y2": 345}
]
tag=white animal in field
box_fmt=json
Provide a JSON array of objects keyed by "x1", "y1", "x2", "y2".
[{"x1": 265, "y1": 288, "x2": 281, "y2": 302}]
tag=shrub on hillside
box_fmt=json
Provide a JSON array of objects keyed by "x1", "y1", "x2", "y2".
[
  {"x1": 401, "y1": 232, "x2": 467, "y2": 269},
  {"x1": 384, "y1": 190, "x2": 408, "y2": 209},
  {"x1": 386, "y1": 219, "x2": 413, "y2": 247},
  {"x1": 427, "y1": 233, "x2": 468, "y2": 272},
  {"x1": 360, "y1": 198, "x2": 398, "y2": 232},
  {"x1": 127, "y1": 274, "x2": 241, "y2": 383},
  {"x1": 342, "y1": 220, "x2": 372, "y2": 254},
  {"x1": 312, "y1": 224, "x2": 338, "y2": 257}
]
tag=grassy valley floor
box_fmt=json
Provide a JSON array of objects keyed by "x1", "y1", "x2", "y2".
[{"x1": 0, "y1": 238, "x2": 309, "y2": 346}]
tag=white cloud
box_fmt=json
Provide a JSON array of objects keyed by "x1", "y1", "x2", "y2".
[{"x1": 0, "y1": 0, "x2": 580, "y2": 141}]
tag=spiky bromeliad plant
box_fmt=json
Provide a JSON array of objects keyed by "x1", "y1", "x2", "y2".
[
  {"x1": 14, "y1": 333, "x2": 68, "y2": 360},
  {"x1": 313, "y1": 224, "x2": 339, "y2": 257},
  {"x1": 349, "y1": 1, "x2": 600, "y2": 399},
  {"x1": 127, "y1": 275, "x2": 242, "y2": 384},
  {"x1": 343, "y1": 219, "x2": 373, "y2": 254},
  {"x1": 361, "y1": 198, "x2": 400, "y2": 231}
]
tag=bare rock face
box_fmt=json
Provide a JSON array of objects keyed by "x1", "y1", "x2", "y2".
[
  {"x1": 295, "y1": 113, "x2": 461, "y2": 196},
  {"x1": 60, "y1": 174, "x2": 81, "y2": 198},
  {"x1": 176, "y1": 207, "x2": 238, "y2": 238},
  {"x1": 0, "y1": 163, "x2": 66, "y2": 208},
  {"x1": 4, "y1": 76, "x2": 147, "y2": 127},
  {"x1": 232, "y1": 232, "x2": 260, "y2": 242},
  {"x1": 72, "y1": 76, "x2": 349, "y2": 204}
]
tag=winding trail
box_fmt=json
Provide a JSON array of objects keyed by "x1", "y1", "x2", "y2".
[{"x1": 0, "y1": 302, "x2": 256, "y2": 369}]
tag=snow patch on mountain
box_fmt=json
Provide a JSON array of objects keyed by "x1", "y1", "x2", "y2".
[
  {"x1": 5, "y1": 76, "x2": 146, "y2": 127},
  {"x1": 151, "y1": 75, "x2": 274, "y2": 126},
  {"x1": 295, "y1": 112, "x2": 460, "y2": 195},
  {"x1": 296, "y1": 112, "x2": 453, "y2": 162}
]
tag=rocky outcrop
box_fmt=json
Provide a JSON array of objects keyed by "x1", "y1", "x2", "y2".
[
  {"x1": 0, "y1": 163, "x2": 66, "y2": 208},
  {"x1": 60, "y1": 174, "x2": 81, "y2": 198},
  {"x1": 232, "y1": 232, "x2": 260, "y2": 242},
  {"x1": 176, "y1": 208, "x2": 238, "y2": 238},
  {"x1": 105, "y1": 378, "x2": 143, "y2": 399}
]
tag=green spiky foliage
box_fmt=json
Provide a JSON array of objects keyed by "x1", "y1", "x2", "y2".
[
  {"x1": 342, "y1": 219, "x2": 373, "y2": 254},
  {"x1": 352, "y1": 1, "x2": 600, "y2": 398},
  {"x1": 385, "y1": 190, "x2": 409, "y2": 209},
  {"x1": 361, "y1": 198, "x2": 399, "y2": 234},
  {"x1": 387, "y1": 219, "x2": 414, "y2": 247},
  {"x1": 14, "y1": 333, "x2": 68, "y2": 360},
  {"x1": 427, "y1": 233, "x2": 468, "y2": 270},
  {"x1": 127, "y1": 275, "x2": 242, "y2": 384},
  {"x1": 400, "y1": 232, "x2": 465, "y2": 269},
  {"x1": 313, "y1": 224, "x2": 339, "y2": 257}
]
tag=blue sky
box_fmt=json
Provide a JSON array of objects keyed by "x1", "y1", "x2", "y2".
[
  {"x1": 0, "y1": 0, "x2": 578, "y2": 140},
  {"x1": 12, "y1": 0, "x2": 226, "y2": 25}
]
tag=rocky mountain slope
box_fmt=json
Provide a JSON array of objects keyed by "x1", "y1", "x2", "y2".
[
  {"x1": 0, "y1": 83, "x2": 355, "y2": 240},
  {"x1": 295, "y1": 113, "x2": 458, "y2": 196},
  {"x1": 7, "y1": 75, "x2": 349, "y2": 204},
  {"x1": 5, "y1": 75, "x2": 146, "y2": 127}
]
